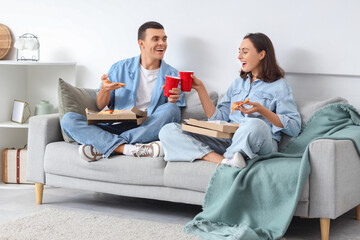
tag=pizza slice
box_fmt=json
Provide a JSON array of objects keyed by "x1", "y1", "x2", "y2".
[
  {"x1": 99, "y1": 109, "x2": 114, "y2": 114},
  {"x1": 231, "y1": 98, "x2": 250, "y2": 114},
  {"x1": 104, "y1": 79, "x2": 126, "y2": 87}
]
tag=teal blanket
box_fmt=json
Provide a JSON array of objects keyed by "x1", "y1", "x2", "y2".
[{"x1": 185, "y1": 103, "x2": 360, "y2": 240}]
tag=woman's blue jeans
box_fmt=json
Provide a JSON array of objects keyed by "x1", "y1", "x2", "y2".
[{"x1": 159, "y1": 118, "x2": 278, "y2": 161}]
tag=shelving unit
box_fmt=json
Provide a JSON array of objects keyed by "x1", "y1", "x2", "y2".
[
  {"x1": 0, "y1": 60, "x2": 76, "y2": 183},
  {"x1": 0, "y1": 121, "x2": 29, "y2": 128}
]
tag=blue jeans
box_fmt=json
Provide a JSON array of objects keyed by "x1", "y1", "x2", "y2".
[
  {"x1": 61, "y1": 103, "x2": 181, "y2": 158},
  {"x1": 159, "y1": 118, "x2": 278, "y2": 162}
]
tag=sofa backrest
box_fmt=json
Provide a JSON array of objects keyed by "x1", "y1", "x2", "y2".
[
  {"x1": 58, "y1": 78, "x2": 348, "y2": 149},
  {"x1": 181, "y1": 90, "x2": 218, "y2": 121}
]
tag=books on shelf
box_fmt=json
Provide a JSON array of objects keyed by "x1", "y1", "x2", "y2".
[
  {"x1": 181, "y1": 118, "x2": 239, "y2": 139},
  {"x1": 86, "y1": 107, "x2": 147, "y2": 125}
]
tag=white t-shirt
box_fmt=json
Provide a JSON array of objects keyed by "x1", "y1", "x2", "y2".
[{"x1": 136, "y1": 65, "x2": 160, "y2": 111}]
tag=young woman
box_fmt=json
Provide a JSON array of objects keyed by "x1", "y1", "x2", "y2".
[{"x1": 159, "y1": 33, "x2": 301, "y2": 168}]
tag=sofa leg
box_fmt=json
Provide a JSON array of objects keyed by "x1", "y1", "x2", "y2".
[
  {"x1": 35, "y1": 183, "x2": 44, "y2": 205},
  {"x1": 320, "y1": 218, "x2": 330, "y2": 240},
  {"x1": 356, "y1": 205, "x2": 360, "y2": 220}
]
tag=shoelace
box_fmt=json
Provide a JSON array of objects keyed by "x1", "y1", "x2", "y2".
[
  {"x1": 91, "y1": 147, "x2": 102, "y2": 157},
  {"x1": 132, "y1": 145, "x2": 153, "y2": 157}
]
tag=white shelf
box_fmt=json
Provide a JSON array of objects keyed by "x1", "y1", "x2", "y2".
[
  {"x1": 0, "y1": 60, "x2": 76, "y2": 66},
  {"x1": 0, "y1": 182, "x2": 57, "y2": 189},
  {"x1": 0, "y1": 182, "x2": 34, "y2": 189},
  {"x1": 0, "y1": 121, "x2": 29, "y2": 128}
]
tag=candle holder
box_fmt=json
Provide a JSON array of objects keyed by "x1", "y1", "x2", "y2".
[{"x1": 14, "y1": 33, "x2": 40, "y2": 61}]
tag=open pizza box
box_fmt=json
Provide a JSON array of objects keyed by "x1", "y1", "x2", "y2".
[
  {"x1": 86, "y1": 107, "x2": 147, "y2": 125},
  {"x1": 181, "y1": 118, "x2": 239, "y2": 139}
]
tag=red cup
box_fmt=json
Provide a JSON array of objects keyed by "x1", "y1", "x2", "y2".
[
  {"x1": 164, "y1": 75, "x2": 181, "y2": 97},
  {"x1": 179, "y1": 71, "x2": 194, "y2": 92}
]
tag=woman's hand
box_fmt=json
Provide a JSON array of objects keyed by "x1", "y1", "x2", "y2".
[
  {"x1": 238, "y1": 101, "x2": 284, "y2": 128},
  {"x1": 237, "y1": 101, "x2": 266, "y2": 115},
  {"x1": 100, "y1": 74, "x2": 125, "y2": 92},
  {"x1": 191, "y1": 75, "x2": 205, "y2": 91}
]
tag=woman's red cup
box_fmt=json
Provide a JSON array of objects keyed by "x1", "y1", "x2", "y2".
[
  {"x1": 179, "y1": 71, "x2": 194, "y2": 92},
  {"x1": 164, "y1": 75, "x2": 181, "y2": 97}
]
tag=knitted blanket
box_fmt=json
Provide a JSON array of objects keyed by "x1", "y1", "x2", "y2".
[{"x1": 185, "y1": 103, "x2": 360, "y2": 240}]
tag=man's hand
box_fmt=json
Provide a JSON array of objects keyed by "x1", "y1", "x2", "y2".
[
  {"x1": 101, "y1": 74, "x2": 126, "y2": 92},
  {"x1": 162, "y1": 86, "x2": 180, "y2": 103}
]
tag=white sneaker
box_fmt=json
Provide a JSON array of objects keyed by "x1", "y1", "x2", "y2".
[
  {"x1": 222, "y1": 152, "x2": 246, "y2": 168},
  {"x1": 131, "y1": 141, "x2": 164, "y2": 157},
  {"x1": 79, "y1": 145, "x2": 103, "y2": 162}
]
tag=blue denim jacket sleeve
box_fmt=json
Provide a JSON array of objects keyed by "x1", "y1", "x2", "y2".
[
  {"x1": 107, "y1": 61, "x2": 123, "y2": 110},
  {"x1": 271, "y1": 82, "x2": 301, "y2": 137}
]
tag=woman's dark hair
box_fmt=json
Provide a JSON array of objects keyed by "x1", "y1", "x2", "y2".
[
  {"x1": 240, "y1": 33, "x2": 284, "y2": 82},
  {"x1": 138, "y1": 21, "x2": 164, "y2": 40}
]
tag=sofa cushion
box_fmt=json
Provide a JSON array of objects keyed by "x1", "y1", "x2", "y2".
[
  {"x1": 58, "y1": 78, "x2": 99, "y2": 143},
  {"x1": 163, "y1": 159, "x2": 309, "y2": 202},
  {"x1": 44, "y1": 142, "x2": 166, "y2": 186},
  {"x1": 181, "y1": 90, "x2": 218, "y2": 121},
  {"x1": 164, "y1": 160, "x2": 218, "y2": 192}
]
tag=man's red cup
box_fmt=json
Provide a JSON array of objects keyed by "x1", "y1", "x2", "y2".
[
  {"x1": 179, "y1": 71, "x2": 194, "y2": 92},
  {"x1": 164, "y1": 75, "x2": 181, "y2": 97}
]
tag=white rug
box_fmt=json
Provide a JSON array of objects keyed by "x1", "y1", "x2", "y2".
[{"x1": 0, "y1": 208, "x2": 200, "y2": 240}]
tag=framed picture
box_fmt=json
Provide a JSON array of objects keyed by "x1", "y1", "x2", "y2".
[{"x1": 11, "y1": 100, "x2": 31, "y2": 124}]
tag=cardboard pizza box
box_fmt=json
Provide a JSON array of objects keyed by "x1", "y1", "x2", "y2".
[
  {"x1": 181, "y1": 119, "x2": 239, "y2": 139},
  {"x1": 86, "y1": 107, "x2": 147, "y2": 125},
  {"x1": 186, "y1": 118, "x2": 239, "y2": 133}
]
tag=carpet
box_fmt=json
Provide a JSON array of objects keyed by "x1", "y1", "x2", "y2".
[{"x1": 0, "y1": 208, "x2": 200, "y2": 240}]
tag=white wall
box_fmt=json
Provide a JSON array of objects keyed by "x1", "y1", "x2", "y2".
[{"x1": 1, "y1": 0, "x2": 360, "y2": 106}]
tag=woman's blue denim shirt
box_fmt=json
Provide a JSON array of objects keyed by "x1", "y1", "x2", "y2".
[{"x1": 210, "y1": 76, "x2": 301, "y2": 141}]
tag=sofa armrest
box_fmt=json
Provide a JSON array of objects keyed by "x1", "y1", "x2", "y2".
[
  {"x1": 308, "y1": 139, "x2": 360, "y2": 219},
  {"x1": 27, "y1": 113, "x2": 63, "y2": 183}
]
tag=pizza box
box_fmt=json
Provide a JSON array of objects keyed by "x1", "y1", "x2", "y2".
[
  {"x1": 186, "y1": 118, "x2": 239, "y2": 133},
  {"x1": 86, "y1": 107, "x2": 147, "y2": 125},
  {"x1": 181, "y1": 119, "x2": 239, "y2": 139}
]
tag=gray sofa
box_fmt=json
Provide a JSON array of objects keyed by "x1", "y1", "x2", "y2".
[{"x1": 27, "y1": 89, "x2": 360, "y2": 240}]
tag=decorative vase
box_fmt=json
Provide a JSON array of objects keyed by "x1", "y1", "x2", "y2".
[{"x1": 35, "y1": 100, "x2": 53, "y2": 115}]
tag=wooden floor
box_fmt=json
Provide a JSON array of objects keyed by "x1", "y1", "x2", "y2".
[{"x1": 0, "y1": 183, "x2": 359, "y2": 240}]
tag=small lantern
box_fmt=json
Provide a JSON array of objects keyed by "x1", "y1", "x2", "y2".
[{"x1": 14, "y1": 33, "x2": 40, "y2": 61}]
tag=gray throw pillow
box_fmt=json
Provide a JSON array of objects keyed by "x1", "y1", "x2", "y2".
[
  {"x1": 278, "y1": 96, "x2": 348, "y2": 150},
  {"x1": 296, "y1": 96, "x2": 348, "y2": 126},
  {"x1": 181, "y1": 90, "x2": 218, "y2": 121},
  {"x1": 58, "y1": 78, "x2": 98, "y2": 143}
]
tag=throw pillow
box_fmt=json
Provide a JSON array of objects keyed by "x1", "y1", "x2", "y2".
[
  {"x1": 278, "y1": 96, "x2": 348, "y2": 150},
  {"x1": 296, "y1": 96, "x2": 348, "y2": 126},
  {"x1": 58, "y1": 78, "x2": 98, "y2": 143}
]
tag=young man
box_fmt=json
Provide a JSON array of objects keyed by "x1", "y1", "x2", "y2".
[{"x1": 61, "y1": 21, "x2": 185, "y2": 161}]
